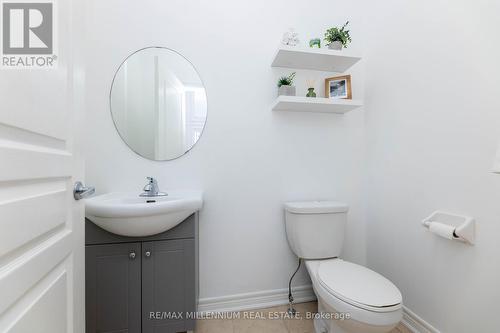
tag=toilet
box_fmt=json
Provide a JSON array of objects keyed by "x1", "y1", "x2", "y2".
[{"x1": 284, "y1": 201, "x2": 403, "y2": 333}]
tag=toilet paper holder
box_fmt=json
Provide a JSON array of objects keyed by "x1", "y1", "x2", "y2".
[{"x1": 422, "y1": 211, "x2": 475, "y2": 245}]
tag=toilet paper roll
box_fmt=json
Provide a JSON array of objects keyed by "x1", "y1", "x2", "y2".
[{"x1": 429, "y1": 222, "x2": 457, "y2": 240}]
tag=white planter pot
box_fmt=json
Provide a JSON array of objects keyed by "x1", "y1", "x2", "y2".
[
  {"x1": 278, "y1": 85, "x2": 296, "y2": 96},
  {"x1": 328, "y1": 41, "x2": 343, "y2": 50}
]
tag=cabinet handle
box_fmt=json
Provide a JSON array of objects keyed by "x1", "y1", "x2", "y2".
[
  {"x1": 129, "y1": 251, "x2": 136, "y2": 259},
  {"x1": 145, "y1": 251, "x2": 151, "y2": 257}
]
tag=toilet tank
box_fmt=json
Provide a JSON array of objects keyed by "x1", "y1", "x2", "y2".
[{"x1": 285, "y1": 201, "x2": 348, "y2": 259}]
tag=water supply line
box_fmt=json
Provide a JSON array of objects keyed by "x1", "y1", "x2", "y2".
[{"x1": 287, "y1": 258, "x2": 302, "y2": 316}]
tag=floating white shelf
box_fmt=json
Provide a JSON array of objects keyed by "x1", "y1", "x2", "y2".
[
  {"x1": 271, "y1": 96, "x2": 363, "y2": 114},
  {"x1": 271, "y1": 46, "x2": 361, "y2": 72}
]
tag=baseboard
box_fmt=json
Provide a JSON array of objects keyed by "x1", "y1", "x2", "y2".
[
  {"x1": 402, "y1": 306, "x2": 440, "y2": 333},
  {"x1": 198, "y1": 285, "x2": 316, "y2": 313},
  {"x1": 198, "y1": 286, "x2": 439, "y2": 333}
]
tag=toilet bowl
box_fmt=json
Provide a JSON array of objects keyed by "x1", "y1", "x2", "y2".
[
  {"x1": 284, "y1": 201, "x2": 403, "y2": 333},
  {"x1": 305, "y1": 259, "x2": 402, "y2": 333}
]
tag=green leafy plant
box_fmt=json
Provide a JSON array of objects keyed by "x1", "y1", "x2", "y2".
[
  {"x1": 277, "y1": 72, "x2": 296, "y2": 87},
  {"x1": 324, "y1": 21, "x2": 352, "y2": 48}
]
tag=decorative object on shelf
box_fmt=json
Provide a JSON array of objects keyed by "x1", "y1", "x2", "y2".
[
  {"x1": 325, "y1": 75, "x2": 352, "y2": 99},
  {"x1": 306, "y1": 79, "x2": 317, "y2": 97},
  {"x1": 282, "y1": 28, "x2": 300, "y2": 46},
  {"x1": 309, "y1": 38, "x2": 321, "y2": 48},
  {"x1": 328, "y1": 41, "x2": 343, "y2": 51},
  {"x1": 278, "y1": 72, "x2": 297, "y2": 96},
  {"x1": 306, "y1": 88, "x2": 317, "y2": 98},
  {"x1": 324, "y1": 21, "x2": 351, "y2": 50}
]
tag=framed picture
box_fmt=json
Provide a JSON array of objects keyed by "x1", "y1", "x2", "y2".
[{"x1": 325, "y1": 75, "x2": 352, "y2": 99}]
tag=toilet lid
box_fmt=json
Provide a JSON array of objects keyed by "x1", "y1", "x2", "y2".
[
  {"x1": 285, "y1": 201, "x2": 348, "y2": 214},
  {"x1": 318, "y1": 260, "x2": 402, "y2": 310}
]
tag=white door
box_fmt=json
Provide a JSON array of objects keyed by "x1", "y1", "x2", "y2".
[{"x1": 0, "y1": 0, "x2": 85, "y2": 332}]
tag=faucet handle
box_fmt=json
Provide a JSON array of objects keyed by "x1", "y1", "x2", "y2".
[{"x1": 140, "y1": 177, "x2": 167, "y2": 197}]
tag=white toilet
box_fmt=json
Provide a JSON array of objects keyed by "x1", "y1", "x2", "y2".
[{"x1": 285, "y1": 201, "x2": 403, "y2": 333}]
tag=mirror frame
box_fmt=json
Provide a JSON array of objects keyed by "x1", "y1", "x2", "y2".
[{"x1": 109, "y1": 46, "x2": 208, "y2": 161}]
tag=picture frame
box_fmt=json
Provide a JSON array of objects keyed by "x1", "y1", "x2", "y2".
[{"x1": 325, "y1": 75, "x2": 352, "y2": 99}]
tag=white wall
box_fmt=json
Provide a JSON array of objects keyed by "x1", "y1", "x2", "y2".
[
  {"x1": 362, "y1": 0, "x2": 500, "y2": 332},
  {"x1": 85, "y1": 1, "x2": 500, "y2": 330},
  {"x1": 84, "y1": 0, "x2": 366, "y2": 301}
]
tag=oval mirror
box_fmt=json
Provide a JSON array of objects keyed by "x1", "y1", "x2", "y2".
[{"x1": 110, "y1": 47, "x2": 207, "y2": 160}]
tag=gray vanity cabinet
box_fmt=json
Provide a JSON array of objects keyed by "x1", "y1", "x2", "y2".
[
  {"x1": 85, "y1": 214, "x2": 198, "y2": 333},
  {"x1": 85, "y1": 242, "x2": 142, "y2": 333},
  {"x1": 142, "y1": 239, "x2": 195, "y2": 333}
]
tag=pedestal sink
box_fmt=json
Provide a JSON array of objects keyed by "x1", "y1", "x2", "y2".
[{"x1": 85, "y1": 191, "x2": 203, "y2": 237}]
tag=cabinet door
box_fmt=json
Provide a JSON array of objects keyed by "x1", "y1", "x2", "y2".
[
  {"x1": 142, "y1": 239, "x2": 195, "y2": 333},
  {"x1": 86, "y1": 243, "x2": 142, "y2": 333}
]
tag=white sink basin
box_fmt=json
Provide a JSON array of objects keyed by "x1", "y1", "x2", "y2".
[{"x1": 85, "y1": 191, "x2": 203, "y2": 237}]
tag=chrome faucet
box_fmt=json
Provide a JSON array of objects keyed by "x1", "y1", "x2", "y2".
[{"x1": 140, "y1": 177, "x2": 167, "y2": 197}]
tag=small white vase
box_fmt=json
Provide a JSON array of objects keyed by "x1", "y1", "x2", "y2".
[
  {"x1": 328, "y1": 41, "x2": 343, "y2": 50},
  {"x1": 278, "y1": 85, "x2": 296, "y2": 96}
]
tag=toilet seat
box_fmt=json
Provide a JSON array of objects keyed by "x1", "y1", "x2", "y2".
[
  {"x1": 305, "y1": 259, "x2": 403, "y2": 330},
  {"x1": 306, "y1": 259, "x2": 402, "y2": 313},
  {"x1": 317, "y1": 259, "x2": 402, "y2": 313}
]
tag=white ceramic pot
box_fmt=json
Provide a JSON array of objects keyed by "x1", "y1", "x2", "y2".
[
  {"x1": 278, "y1": 85, "x2": 296, "y2": 96},
  {"x1": 328, "y1": 41, "x2": 343, "y2": 50}
]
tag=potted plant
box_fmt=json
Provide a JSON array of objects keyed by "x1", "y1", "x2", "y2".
[
  {"x1": 277, "y1": 72, "x2": 296, "y2": 96},
  {"x1": 324, "y1": 21, "x2": 352, "y2": 50}
]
